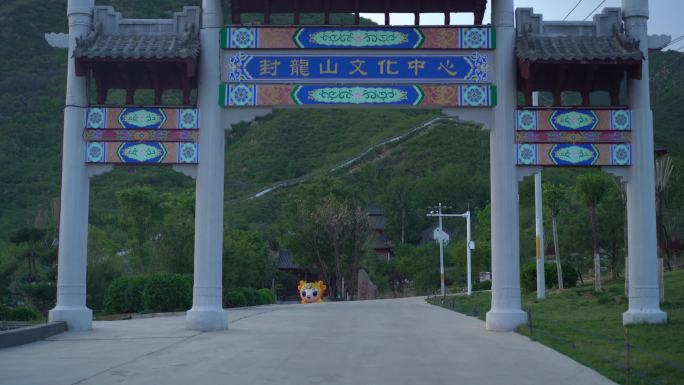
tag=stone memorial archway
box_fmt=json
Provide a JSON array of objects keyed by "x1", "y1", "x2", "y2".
[{"x1": 48, "y1": 0, "x2": 666, "y2": 332}]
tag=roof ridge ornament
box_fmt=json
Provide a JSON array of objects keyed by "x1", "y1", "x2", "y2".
[{"x1": 613, "y1": 22, "x2": 642, "y2": 56}]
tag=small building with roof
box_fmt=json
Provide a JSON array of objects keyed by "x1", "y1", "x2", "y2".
[{"x1": 368, "y1": 205, "x2": 392, "y2": 260}]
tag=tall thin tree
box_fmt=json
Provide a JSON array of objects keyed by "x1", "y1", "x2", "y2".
[
  {"x1": 577, "y1": 174, "x2": 611, "y2": 291},
  {"x1": 655, "y1": 155, "x2": 675, "y2": 269},
  {"x1": 543, "y1": 183, "x2": 567, "y2": 289}
]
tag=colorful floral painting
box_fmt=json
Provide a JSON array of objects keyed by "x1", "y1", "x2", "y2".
[
  {"x1": 220, "y1": 84, "x2": 497, "y2": 107},
  {"x1": 221, "y1": 27, "x2": 495, "y2": 50}
]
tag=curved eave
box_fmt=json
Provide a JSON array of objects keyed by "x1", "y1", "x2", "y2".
[
  {"x1": 75, "y1": 56, "x2": 198, "y2": 78},
  {"x1": 517, "y1": 58, "x2": 643, "y2": 81}
]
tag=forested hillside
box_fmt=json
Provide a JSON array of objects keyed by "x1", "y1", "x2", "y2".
[{"x1": 1, "y1": 0, "x2": 683, "y2": 313}]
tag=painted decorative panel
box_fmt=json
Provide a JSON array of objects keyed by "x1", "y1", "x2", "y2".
[
  {"x1": 83, "y1": 129, "x2": 199, "y2": 142},
  {"x1": 220, "y1": 84, "x2": 496, "y2": 107},
  {"x1": 85, "y1": 142, "x2": 199, "y2": 164},
  {"x1": 86, "y1": 108, "x2": 199, "y2": 129},
  {"x1": 515, "y1": 109, "x2": 632, "y2": 131},
  {"x1": 220, "y1": 27, "x2": 495, "y2": 50},
  {"x1": 223, "y1": 52, "x2": 489, "y2": 83},
  {"x1": 516, "y1": 144, "x2": 631, "y2": 166},
  {"x1": 515, "y1": 131, "x2": 632, "y2": 144}
]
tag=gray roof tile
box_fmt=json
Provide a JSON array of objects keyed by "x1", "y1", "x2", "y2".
[
  {"x1": 516, "y1": 34, "x2": 642, "y2": 62},
  {"x1": 75, "y1": 33, "x2": 199, "y2": 60},
  {"x1": 75, "y1": 6, "x2": 200, "y2": 61}
]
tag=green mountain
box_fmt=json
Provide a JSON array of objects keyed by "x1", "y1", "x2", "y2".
[{"x1": 1, "y1": 0, "x2": 683, "y2": 303}]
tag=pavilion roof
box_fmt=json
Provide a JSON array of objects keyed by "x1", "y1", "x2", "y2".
[
  {"x1": 515, "y1": 7, "x2": 642, "y2": 63},
  {"x1": 516, "y1": 34, "x2": 642, "y2": 63},
  {"x1": 75, "y1": 33, "x2": 199, "y2": 60},
  {"x1": 74, "y1": 6, "x2": 200, "y2": 61}
]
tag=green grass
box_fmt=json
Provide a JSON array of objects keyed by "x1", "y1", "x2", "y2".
[{"x1": 427, "y1": 269, "x2": 684, "y2": 385}]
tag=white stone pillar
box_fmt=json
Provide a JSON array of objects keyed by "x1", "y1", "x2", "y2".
[
  {"x1": 486, "y1": 0, "x2": 527, "y2": 331},
  {"x1": 186, "y1": 0, "x2": 229, "y2": 331},
  {"x1": 621, "y1": 0, "x2": 667, "y2": 325},
  {"x1": 535, "y1": 172, "x2": 546, "y2": 299},
  {"x1": 48, "y1": 0, "x2": 95, "y2": 332}
]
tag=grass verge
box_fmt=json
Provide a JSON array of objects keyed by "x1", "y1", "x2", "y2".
[{"x1": 427, "y1": 269, "x2": 684, "y2": 385}]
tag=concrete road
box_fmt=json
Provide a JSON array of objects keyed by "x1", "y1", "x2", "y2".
[{"x1": 0, "y1": 297, "x2": 616, "y2": 385}]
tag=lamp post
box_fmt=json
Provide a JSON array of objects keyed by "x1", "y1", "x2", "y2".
[{"x1": 427, "y1": 204, "x2": 474, "y2": 296}]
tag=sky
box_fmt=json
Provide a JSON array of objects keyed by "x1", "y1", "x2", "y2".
[{"x1": 361, "y1": 0, "x2": 684, "y2": 51}]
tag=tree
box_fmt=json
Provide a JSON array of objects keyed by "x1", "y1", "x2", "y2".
[
  {"x1": 394, "y1": 243, "x2": 441, "y2": 294},
  {"x1": 655, "y1": 155, "x2": 675, "y2": 269},
  {"x1": 598, "y1": 188, "x2": 626, "y2": 280},
  {"x1": 10, "y1": 227, "x2": 46, "y2": 282},
  {"x1": 543, "y1": 183, "x2": 567, "y2": 289},
  {"x1": 158, "y1": 191, "x2": 195, "y2": 274},
  {"x1": 279, "y1": 177, "x2": 369, "y2": 299},
  {"x1": 223, "y1": 229, "x2": 276, "y2": 289},
  {"x1": 576, "y1": 173, "x2": 612, "y2": 291},
  {"x1": 382, "y1": 176, "x2": 419, "y2": 244},
  {"x1": 116, "y1": 186, "x2": 164, "y2": 273}
]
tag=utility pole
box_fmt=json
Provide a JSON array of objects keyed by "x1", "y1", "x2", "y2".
[
  {"x1": 535, "y1": 172, "x2": 546, "y2": 299},
  {"x1": 466, "y1": 211, "x2": 473, "y2": 296},
  {"x1": 533, "y1": 92, "x2": 546, "y2": 300},
  {"x1": 428, "y1": 204, "x2": 474, "y2": 296},
  {"x1": 428, "y1": 203, "x2": 448, "y2": 296}
]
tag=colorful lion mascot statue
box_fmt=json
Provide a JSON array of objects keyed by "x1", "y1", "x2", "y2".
[{"x1": 298, "y1": 280, "x2": 326, "y2": 304}]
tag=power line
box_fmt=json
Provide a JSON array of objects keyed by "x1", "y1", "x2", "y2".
[
  {"x1": 563, "y1": 0, "x2": 584, "y2": 21},
  {"x1": 664, "y1": 34, "x2": 684, "y2": 48},
  {"x1": 583, "y1": 0, "x2": 608, "y2": 21}
]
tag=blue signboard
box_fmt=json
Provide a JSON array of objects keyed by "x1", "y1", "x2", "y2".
[{"x1": 225, "y1": 52, "x2": 489, "y2": 84}]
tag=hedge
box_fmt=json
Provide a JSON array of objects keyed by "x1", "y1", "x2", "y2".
[
  {"x1": 521, "y1": 262, "x2": 579, "y2": 292},
  {"x1": 105, "y1": 274, "x2": 275, "y2": 314},
  {"x1": 258, "y1": 288, "x2": 276, "y2": 304},
  {"x1": 0, "y1": 305, "x2": 41, "y2": 321},
  {"x1": 104, "y1": 275, "x2": 147, "y2": 314},
  {"x1": 224, "y1": 288, "x2": 248, "y2": 308},
  {"x1": 142, "y1": 272, "x2": 193, "y2": 312},
  {"x1": 224, "y1": 287, "x2": 275, "y2": 308}
]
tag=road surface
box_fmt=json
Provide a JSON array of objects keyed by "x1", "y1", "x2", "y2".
[{"x1": 0, "y1": 297, "x2": 616, "y2": 385}]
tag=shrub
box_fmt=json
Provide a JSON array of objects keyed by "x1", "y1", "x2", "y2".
[
  {"x1": 24, "y1": 282, "x2": 56, "y2": 313},
  {"x1": 104, "y1": 275, "x2": 146, "y2": 314},
  {"x1": 181, "y1": 274, "x2": 193, "y2": 291},
  {"x1": 521, "y1": 263, "x2": 537, "y2": 292},
  {"x1": 9, "y1": 306, "x2": 41, "y2": 321},
  {"x1": 595, "y1": 291, "x2": 612, "y2": 304},
  {"x1": 142, "y1": 272, "x2": 192, "y2": 312},
  {"x1": 224, "y1": 288, "x2": 248, "y2": 308},
  {"x1": 521, "y1": 262, "x2": 577, "y2": 291},
  {"x1": 87, "y1": 257, "x2": 123, "y2": 312},
  {"x1": 242, "y1": 288, "x2": 261, "y2": 306},
  {"x1": 561, "y1": 263, "x2": 579, "y2": 288},
  {"x1": 257, "y1": 288, "x2": 275, "y2": 304},
  {"x1": 472, "y1": 280, "x2": 491, "y2": 291},
  {"x1": 0, "y1": 304, "x2": 11, "y2": 320},
  {"x1": 223, "y1": 287, "x2": 275, "y2": 307}
]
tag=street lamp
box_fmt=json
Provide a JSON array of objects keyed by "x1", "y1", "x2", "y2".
[{"x1": 427, "y1": 203, "x2": 474, "y2": 296}]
